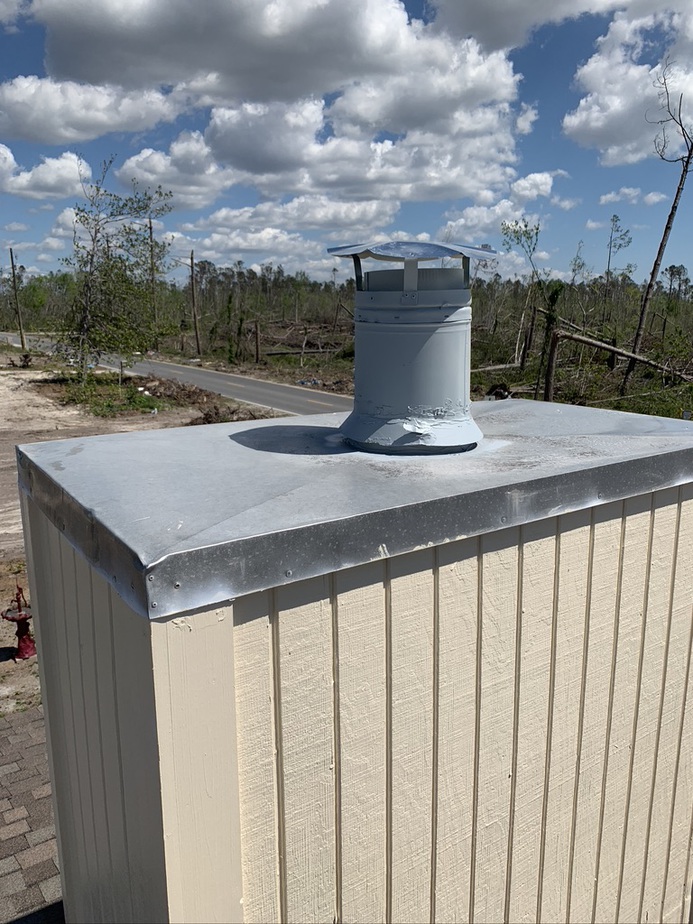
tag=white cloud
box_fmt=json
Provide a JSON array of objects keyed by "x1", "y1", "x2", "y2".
[
  {"x1": 643, "y1": 190, "x2": 667, "y2": 205},
  {"x1": 3, "y1": 221, "x2": 28, "y2": 231},
  {"x1": 438, "y1": 199, "x2": 539, "y2": 243},
  {"x1": 551, "y1": 196, "x2": 581, "y2": 210},
  {"x1": 586, "y1": 219, "x2": 606, "y2": 229},
  {"x1": 0, "y1": 147, "x2": 89, "y2": 200},
  {"x1": 0, "y1": 0, "x2": 25, "y2": 25},
  {"x1": 31, "y1": 0, "x2": 431, "y2": 98},
  {"x1": 516, "y1": 103, "x2": 538, "y2": 135},
  {"x1": 327, "y1": 37, "x2": 517, "y2": 136},
  {"x1": 39, "y1": 235, "x2": 66, "y2": 252},
  {"x1": 430, "y1": 0, "x2": 626, "y2": 51},
  {"x1": 197, "y1": 228, "x2": 312, "y2": 260},
  {"x1": 51, "y1": 208, "x2": 79, "y2": 237},
  {"x1": 8, "y1": 152, "x2": 87, "y2": 200},
  {"x1": 0, "y1": 144, "x2": 17, "y2": 185},
  {"x1": 7, "y1": 0, "x2": 683, "y2": 280},
  {"x1": 599, "y1": 186, "x2": 669, "y2": 205},
  {"x1": 510, "y1": 171, "x2": 556, "y2": 202},
  {"x1": 125, "y1": 103, "x2": 521, "y2": 210},
  {"x1": 0, "y1": 0, "x2": 542, "y2": 282},
  {"x1": 562, "y1": 10, "x2": 693, "y2": 165},
  {"x1": 25, "y1": 0, "x2": 526, "y2": 208},
  {"x1": 0, "y1": 76, "x2": 180, "y2": 143},
  {"x1": 187, "y1": 196, "x2": 400, "y2": 234},
  {"x1": 116, "y1": 132, "x2": 240, "y2": 209},
  {"x1": 599, "y1": 186, "x2": 641, "y2": 204},
  {"x1": 205, "y1": 100, "x2": 325, "y2": 173}
]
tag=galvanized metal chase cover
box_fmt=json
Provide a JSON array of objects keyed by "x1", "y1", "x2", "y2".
[{"x1": 328, "y1": 240, "x2": 497, "y2": 261}]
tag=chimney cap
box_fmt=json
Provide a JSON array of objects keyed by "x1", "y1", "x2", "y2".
[{"x1": 327, "y1": 240, "x2": 497, "y2": 262}]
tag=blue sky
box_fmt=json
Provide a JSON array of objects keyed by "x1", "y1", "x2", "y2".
[{"x1": 0, "y1": 0, "x2": 692, "y2": 285}]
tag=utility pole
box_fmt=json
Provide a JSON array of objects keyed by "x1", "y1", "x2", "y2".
[
  {"x1": 149, "y1": 217, "x2": 158, "y2": 348},
  {"x1": 9, "y1": 248, "x2": 27, "y2": 351},
  {"x1": 190, "y1": 250, "x2": 202, "y2": 356}
]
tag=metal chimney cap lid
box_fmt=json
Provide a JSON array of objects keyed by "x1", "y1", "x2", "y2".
[{"x1": 327, "y1": 240, "x2": 497, "y2": 261}]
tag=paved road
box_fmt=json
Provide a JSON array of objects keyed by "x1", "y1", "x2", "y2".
[
  {"x1": 1, "y1": 333, "x2": 353, "y2": 417},
  {"x1": 122, "y1": 357, "x2": 353, "y2": 416}
]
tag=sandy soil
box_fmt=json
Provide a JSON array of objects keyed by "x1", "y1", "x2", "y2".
[{"x1": 0, "y1": 367, "x2": 197, "y2": 714}]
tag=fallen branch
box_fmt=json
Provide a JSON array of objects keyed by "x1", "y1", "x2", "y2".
[{"x1": 544, "y1": 329, "x2": 693, "y2": 402}]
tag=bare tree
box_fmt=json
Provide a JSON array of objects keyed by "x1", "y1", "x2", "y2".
[
  {"x1": 622, "y1": 63, "x2": 693, "y2": 393},
  {"x1": 602, "y1": 214, "x2": 631, "y2": 321}
]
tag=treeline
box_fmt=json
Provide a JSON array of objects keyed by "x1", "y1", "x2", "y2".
[
  {"x1": 2, "y1": 254, "x2": 692, "y2": 373},
  {"x1": 0, "y1": 258, "x2": 356, "y2": 361}
]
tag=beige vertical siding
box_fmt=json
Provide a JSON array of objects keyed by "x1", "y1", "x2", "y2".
[
  {"x1": 232, "y1": 487, "x2": 693, "y2": 923},
  {"x1": 661, "y1": 487, "x2": 693, "y2": 923},
  {"x1": 149, "y1": 607, "x2": 244, "y2": 924},
  {"x1": 233, "y1": 590, "x2": 280, "y2": 924},
  {"x1": 24, "y1": 485, "x2": 693, "y2": 923},
  {"x1": 24, "y1": 498, "x2": 168, "y2": 924},
  {"x1": 567, "y1": 501, "x2": 623, "y2": 923},
  {"x1": 335, "y1": 563, "x2": 387, "y2": 924},
  {"x1": 389, "y1": 549, "x2": 435, "y2": 924},
  {"x1": 541, "y1": 509, "x2": 592, "y2": 924},
  {"x1": 435, "y1": 537, "x2": 478, "y2": 924},
  {"x1": 507, "y1": 518, "x2": 556, "y2": 924},
  {"x1": 474, "y1": 529, "x2": 518, "y2": 924},
  {"x1": 275, "y1": 578, "x2": 336, "y2": 924}
]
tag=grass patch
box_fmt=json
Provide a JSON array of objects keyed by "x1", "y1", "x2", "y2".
[
  {"x1": 37, "y1": 370, "x2": 279, "y2": 424},
  {"x1": 56, "y1": 373, "x2": 168, "y2": 417}
]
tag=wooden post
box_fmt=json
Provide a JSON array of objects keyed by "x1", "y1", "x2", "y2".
[
  {"x1": 9, "y1": 248, "x2": 27, "y2": 352},
  {"x1": 190, "y1": 250, "x2": 202, "y2": 356},
  {"x1": 543, "y1": 329, "x2": 562, "y2": 402},
  {"x1": 520, "y1": 305, "x2": 536, "y2": 371}
]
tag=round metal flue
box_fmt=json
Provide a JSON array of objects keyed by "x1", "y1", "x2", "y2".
[{"x1": 328, "y1": 240, "x2": 497, "y2": 455}]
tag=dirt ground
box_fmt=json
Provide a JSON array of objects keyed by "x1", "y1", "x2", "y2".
[{"x1": 0, "y1": 366, "x2": 203, "y2": 715}]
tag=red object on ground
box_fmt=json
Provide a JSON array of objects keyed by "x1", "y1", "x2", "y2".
[{"x1": 2, "y1": 583, "x2": 37, "y2": 660}]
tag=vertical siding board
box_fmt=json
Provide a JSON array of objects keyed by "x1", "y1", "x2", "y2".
[
  {"x1": 23, "y1": 501, "x2": 83, "y2": 923},
  {"x1": 660, "y1": 488, "x2": 693, "y2": 922},
  {"x1": 110, "y1": 587, "x2": 169, "y2": 922},
  {"x1": 617, "y1": 488, "x2": 679, "y2": 923},
  {"x1": 474, "y1": 529, "x2": 518, "y2": 924},
  {"x1": 276, "y1": 577, "x2": 336, "y2": 924},
  {"x1": 508, "y1": 519, "x2": 556, "y2": 924},
  {"x1": 434, "y1": 538, "x2": 479, "y2": 924},
  {"x1": 335, "y1": 563, "x2": 387, "y2": 924},
  {"x1": 148, "y1": 617, "x2": 182, "y2": 920},
  {"x1": 568, "y1": 502, "x2": 623, "y2": 921},
  {"x1": 89, "y1": 569, "x2": 133, "y2": 923},
  {"x1": 593, "y1": 493, "x2": 652, "y2": 923},
  {"x1": 541, "y1": 510, "x2": 592, "y2": 924},
  {"x1": 640, "y1": 489, "x2": 689, "y2": 922},
  {"x1": 73, "y1": 553, "x2": 113, "y2": 921},
  {"x1": 59, "y1": 539, "x2": 101, "y2": 920},
  {"x1": 150, "y1": 606, "x2": 243, "y2": 924},
  {"x1": 389, "y1": 549, "x2": 436, "y2": 924},
  {"x1": 233, "y1": 591, "x2": 280, "y2": 924}
]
